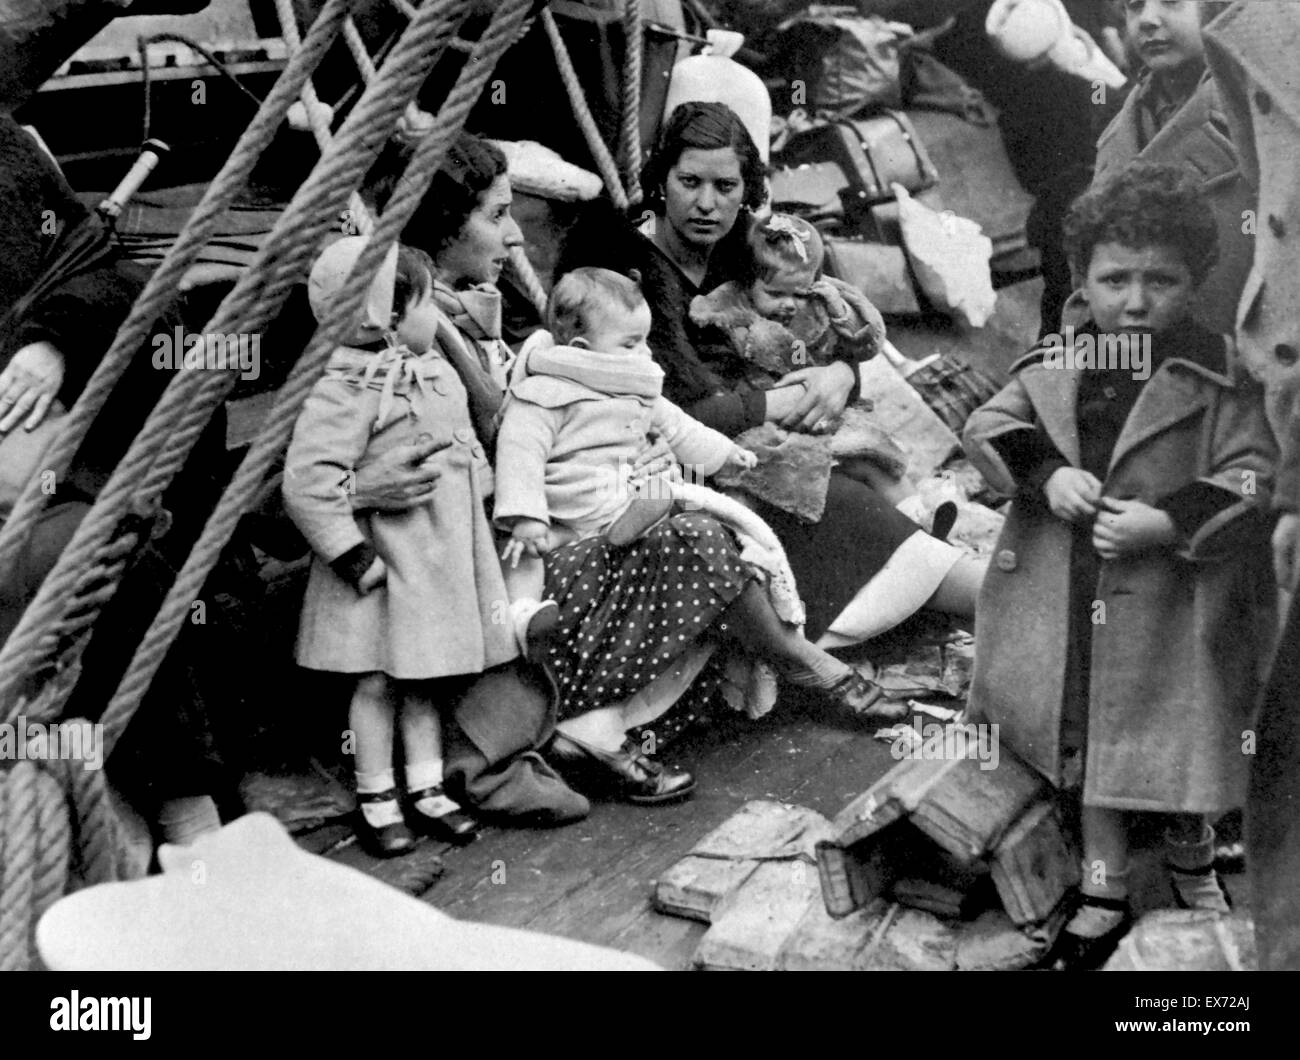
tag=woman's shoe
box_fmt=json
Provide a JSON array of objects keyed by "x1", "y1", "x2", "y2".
[
  {"x1": 355, "y1": 790, "x2": 418, "y2": 858},
  {"x1": 546, "y1": 732, "x2": 695, "y2": 804},
  {"x1": 1046, "y1": 895, "x2": 1132, "y2": 971},
  {"x1": 406, "y1": 784, "x2": 480, "y2": 845},
  {"x1": 823, "y1": 669, "x2": 907, "y2": 720}
]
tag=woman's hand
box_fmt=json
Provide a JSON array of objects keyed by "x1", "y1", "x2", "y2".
[
  {"x1": 0, "y1": 340, "x2": 65, "y2": 433},
  {"x1": 1091, "y1": 497, "x2": 1178, "y2": 560},
  {"x1": 774, "y1": 362, "x2": 855, "y2": 432},
  {"x1": 628, "y1": 433, "x2": 677, "y2": 487},
  {"x1": 1273, "y1": 512, "x2": 1300, "y2": 592},
  {"x1": 351, "y1": 434, "x2": 449, "y2": 512},
  {"x1": 1043, "y1": 467, "x2": 1101, "y2": 524},
  {"x1": 501, "y1": 518, "x2": 551, "y2": 568}
]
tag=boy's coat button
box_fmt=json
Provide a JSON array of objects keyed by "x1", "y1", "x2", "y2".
[
  {"x1": 1275, "y1": 344, "x2": 1299, "y2": 367},
  {"x1": 1255, "y1": 90, "x2": 1272, "y2": 115},
  {"x1": 995, "y1": 549, "x2": 1017, "y2": 572},
  {"x1": 1269, "y1": 214, "x2": 1287, "y2": 239}
]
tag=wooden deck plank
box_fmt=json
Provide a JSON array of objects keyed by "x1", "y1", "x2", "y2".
[{"x1": 419, "y1": 705, "x2": 896, "y2": 965}]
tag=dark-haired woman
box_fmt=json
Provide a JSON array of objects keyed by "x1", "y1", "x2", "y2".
[
  {"x1": 558, "y1": 102, "x2": 986, "y2": 651},
  {"x1": 364, "y1": 132, "x2": 889, "y2": 804}
]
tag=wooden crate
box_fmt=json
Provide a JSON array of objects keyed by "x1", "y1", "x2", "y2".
[
  {"x1": 990, "y1": 800, "x2": 1079, "y2": 925},
  {"x1": 693, "y1": 859, "x2": 822, "y2": 971},
  {"x1": 653, "y1": 801, "x2": 832, "y2": 923},
  {"x1": 835, "y1": 729, "x2": 1046, "y2": 866}
]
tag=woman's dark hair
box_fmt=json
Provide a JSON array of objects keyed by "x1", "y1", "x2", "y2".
[
  {"x1": 363, "y1": 132, "x2": 508, "y2": 258},
  {"x1": 1063, "y1": 162, "x2": 1219, "y2": 286},
  {"x1": 640, "y1": 101, "x2": 767, "y2": 214},
  {"x1": 392, "y1": 244, "x2": 434, "y2": 322}
]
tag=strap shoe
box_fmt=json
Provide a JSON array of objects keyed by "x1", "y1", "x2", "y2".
[{"x1": 547, "y1": 732, "x2": 695, "y2": 804}]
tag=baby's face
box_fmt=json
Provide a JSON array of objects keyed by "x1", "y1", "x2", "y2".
[
  {"x1": 749, "y1": 267, "x2": 815, "y2": 324},
  {"x1": 579, "y1": 301, "x2": 653, "y2": 358},
  {"x1": 395, "y1": 288, "x2": 441, "y2": 353}
]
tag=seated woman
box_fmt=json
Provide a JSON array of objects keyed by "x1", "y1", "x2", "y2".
[
  {"x1": 363, "y1": 132, "x2": 895, "y2": 805},
  {"x1": 557, "y1": 101, "x2": 986, "y2": 650},
  {"x1": 0, "y1": 114, "x2": 230, "y2": 846}
]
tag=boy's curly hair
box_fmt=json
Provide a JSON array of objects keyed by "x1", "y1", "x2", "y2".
[{"x1": 1063, "y1": 163, "x2": 1219, "y2": 286}]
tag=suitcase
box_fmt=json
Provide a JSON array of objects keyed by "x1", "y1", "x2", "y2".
[
  {"x1": 775, "y1": 111, "x2": 939, "y2": 228},
  {"x1": 822, "y1": 236, "x2": 921, "y2": 316}
]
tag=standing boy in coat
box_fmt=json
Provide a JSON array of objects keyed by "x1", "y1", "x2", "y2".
[
  {"x1": 1084, "y1": 0, "x2": 1248, "y2": 337},
  {"x1": 963, "y1": 164, "x2": 1275, "y2": 969}
]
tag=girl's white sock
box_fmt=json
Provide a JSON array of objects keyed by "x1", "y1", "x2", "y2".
[
  {"x1": 406, "y1": 759, "x2": 461, "y2": 819},
  {"x1": 157, "y1": 795, "x2": 222, "y2": 846},
  {"x1": 356, "y1": 767, "x2": 402, "y2": 828}
]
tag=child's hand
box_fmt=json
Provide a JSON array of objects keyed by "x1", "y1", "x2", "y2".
[
  {"x1": 1091, "y1": 497, "x2": 1178, "y2": 560},
  {"x1": 1043, "y1": 467, "x2": 1102, "y2": 524},
  {"x1": 357, "y1": 557, "x2": 387, "y2": 594},
  {"x1": 501, "y1": 518, "x2": 551, "y2": 568},
  {"x1": 726, "y1": 447, "x2": 758, "y2": 472}
]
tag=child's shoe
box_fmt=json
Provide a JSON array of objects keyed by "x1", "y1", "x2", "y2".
[
  {"x1": 407, "y1": 784, "x2": 480, "y2": 845},
  {"x1": 509, "y1": 599, "x2": 563, "y2": 664},
  {"x1": 1169, "y1": 865, "x2": 1232, "y2": 914},
  {"x1": 356, "y1": 789, "x2": 417, "y2": 858},
  {"x1": 1048, "y1": 894, "x2": 1132, "y2": 971}
]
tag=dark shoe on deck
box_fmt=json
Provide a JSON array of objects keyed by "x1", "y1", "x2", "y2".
[
  {"x1": 406, "y1": 784, "x2": 481, "y2": 846},
  {"x1": 546, "y1": 732, "x2": 695, "y2": 805},
  {"x1": 1045, "y1": 895, "x2": 1132, "y2": 971}
]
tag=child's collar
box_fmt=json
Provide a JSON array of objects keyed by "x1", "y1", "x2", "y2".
[{"x1": 1012, "y1": 318, "x2": 1236, "y2": 386}]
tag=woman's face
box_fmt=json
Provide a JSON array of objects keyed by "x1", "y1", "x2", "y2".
[
  {"x1": 661, "y1": 147, "x2": 746, "y2": 250},
  {"x1": 434, "y1": 173, "x2": 523, "y2": 287}
]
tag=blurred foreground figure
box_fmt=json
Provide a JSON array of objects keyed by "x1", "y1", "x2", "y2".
[{"x1": 1204, "y1": 0, "x2": 1300, "y2": 972}]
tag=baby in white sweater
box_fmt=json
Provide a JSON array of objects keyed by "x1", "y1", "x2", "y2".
[{"x1": 494, "y1": 268, "x2": 756, "y2": 641}]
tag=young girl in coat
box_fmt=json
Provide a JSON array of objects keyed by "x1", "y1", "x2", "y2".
[
  {"x1": 963, "y1": 164, "x2": 1276, "y2": 968},
  {"x1": 285, "y1": 237, "x2": 518, "y2": 856}
]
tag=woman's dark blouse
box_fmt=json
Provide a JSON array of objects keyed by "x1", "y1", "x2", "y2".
[{"x1": 555, "y1": 201, "x2": 863, "y2": 437}]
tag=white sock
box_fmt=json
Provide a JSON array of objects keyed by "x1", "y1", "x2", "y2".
[
  {"x1": 406, "y1": 759, "x2": 460, "y2": 818},
  {"x1": 157, "y1": 795, "x2": 221, "y2": 846},
  {"x1": 356, "y1": 767, "x2": 402, "y2": 828}
]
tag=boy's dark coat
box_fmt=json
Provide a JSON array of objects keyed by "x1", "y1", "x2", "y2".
[{"x1": 963, "y1": 334, "x2": 1275, "y2": 813}]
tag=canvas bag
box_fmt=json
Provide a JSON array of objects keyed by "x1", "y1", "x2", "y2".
[{"x1": 775, "y1": 7, "x2": 913, "y2": 119}]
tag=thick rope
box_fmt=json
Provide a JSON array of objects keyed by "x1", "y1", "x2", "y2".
[
  {"x1": 98, "y1": 0, "x2": 536, "y2": 756},
  {"x1": 274, "y1": 0, "x2": 374, "y2": 233},
  {"x1": 343, "y1": 16, "x2": 378, "y2": 82},
  {"x1": 0, "y1": 0, "x2": 469, "y2": 713},
  {"x1": 508, "y1": 245, "x2": 547, "y2": 316},
  {"x1": 0, "y1": 766, "x2": 38, "y2": 970},
  {"x1": 0, "y1": 0, "x2": 354, "y2": 601},
  {"x1": 620, "y1": 0, "x2": 643, "y2": 204},
  {"x1": 540, "y1": 9, "x2": 629, "y2": 211}
]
